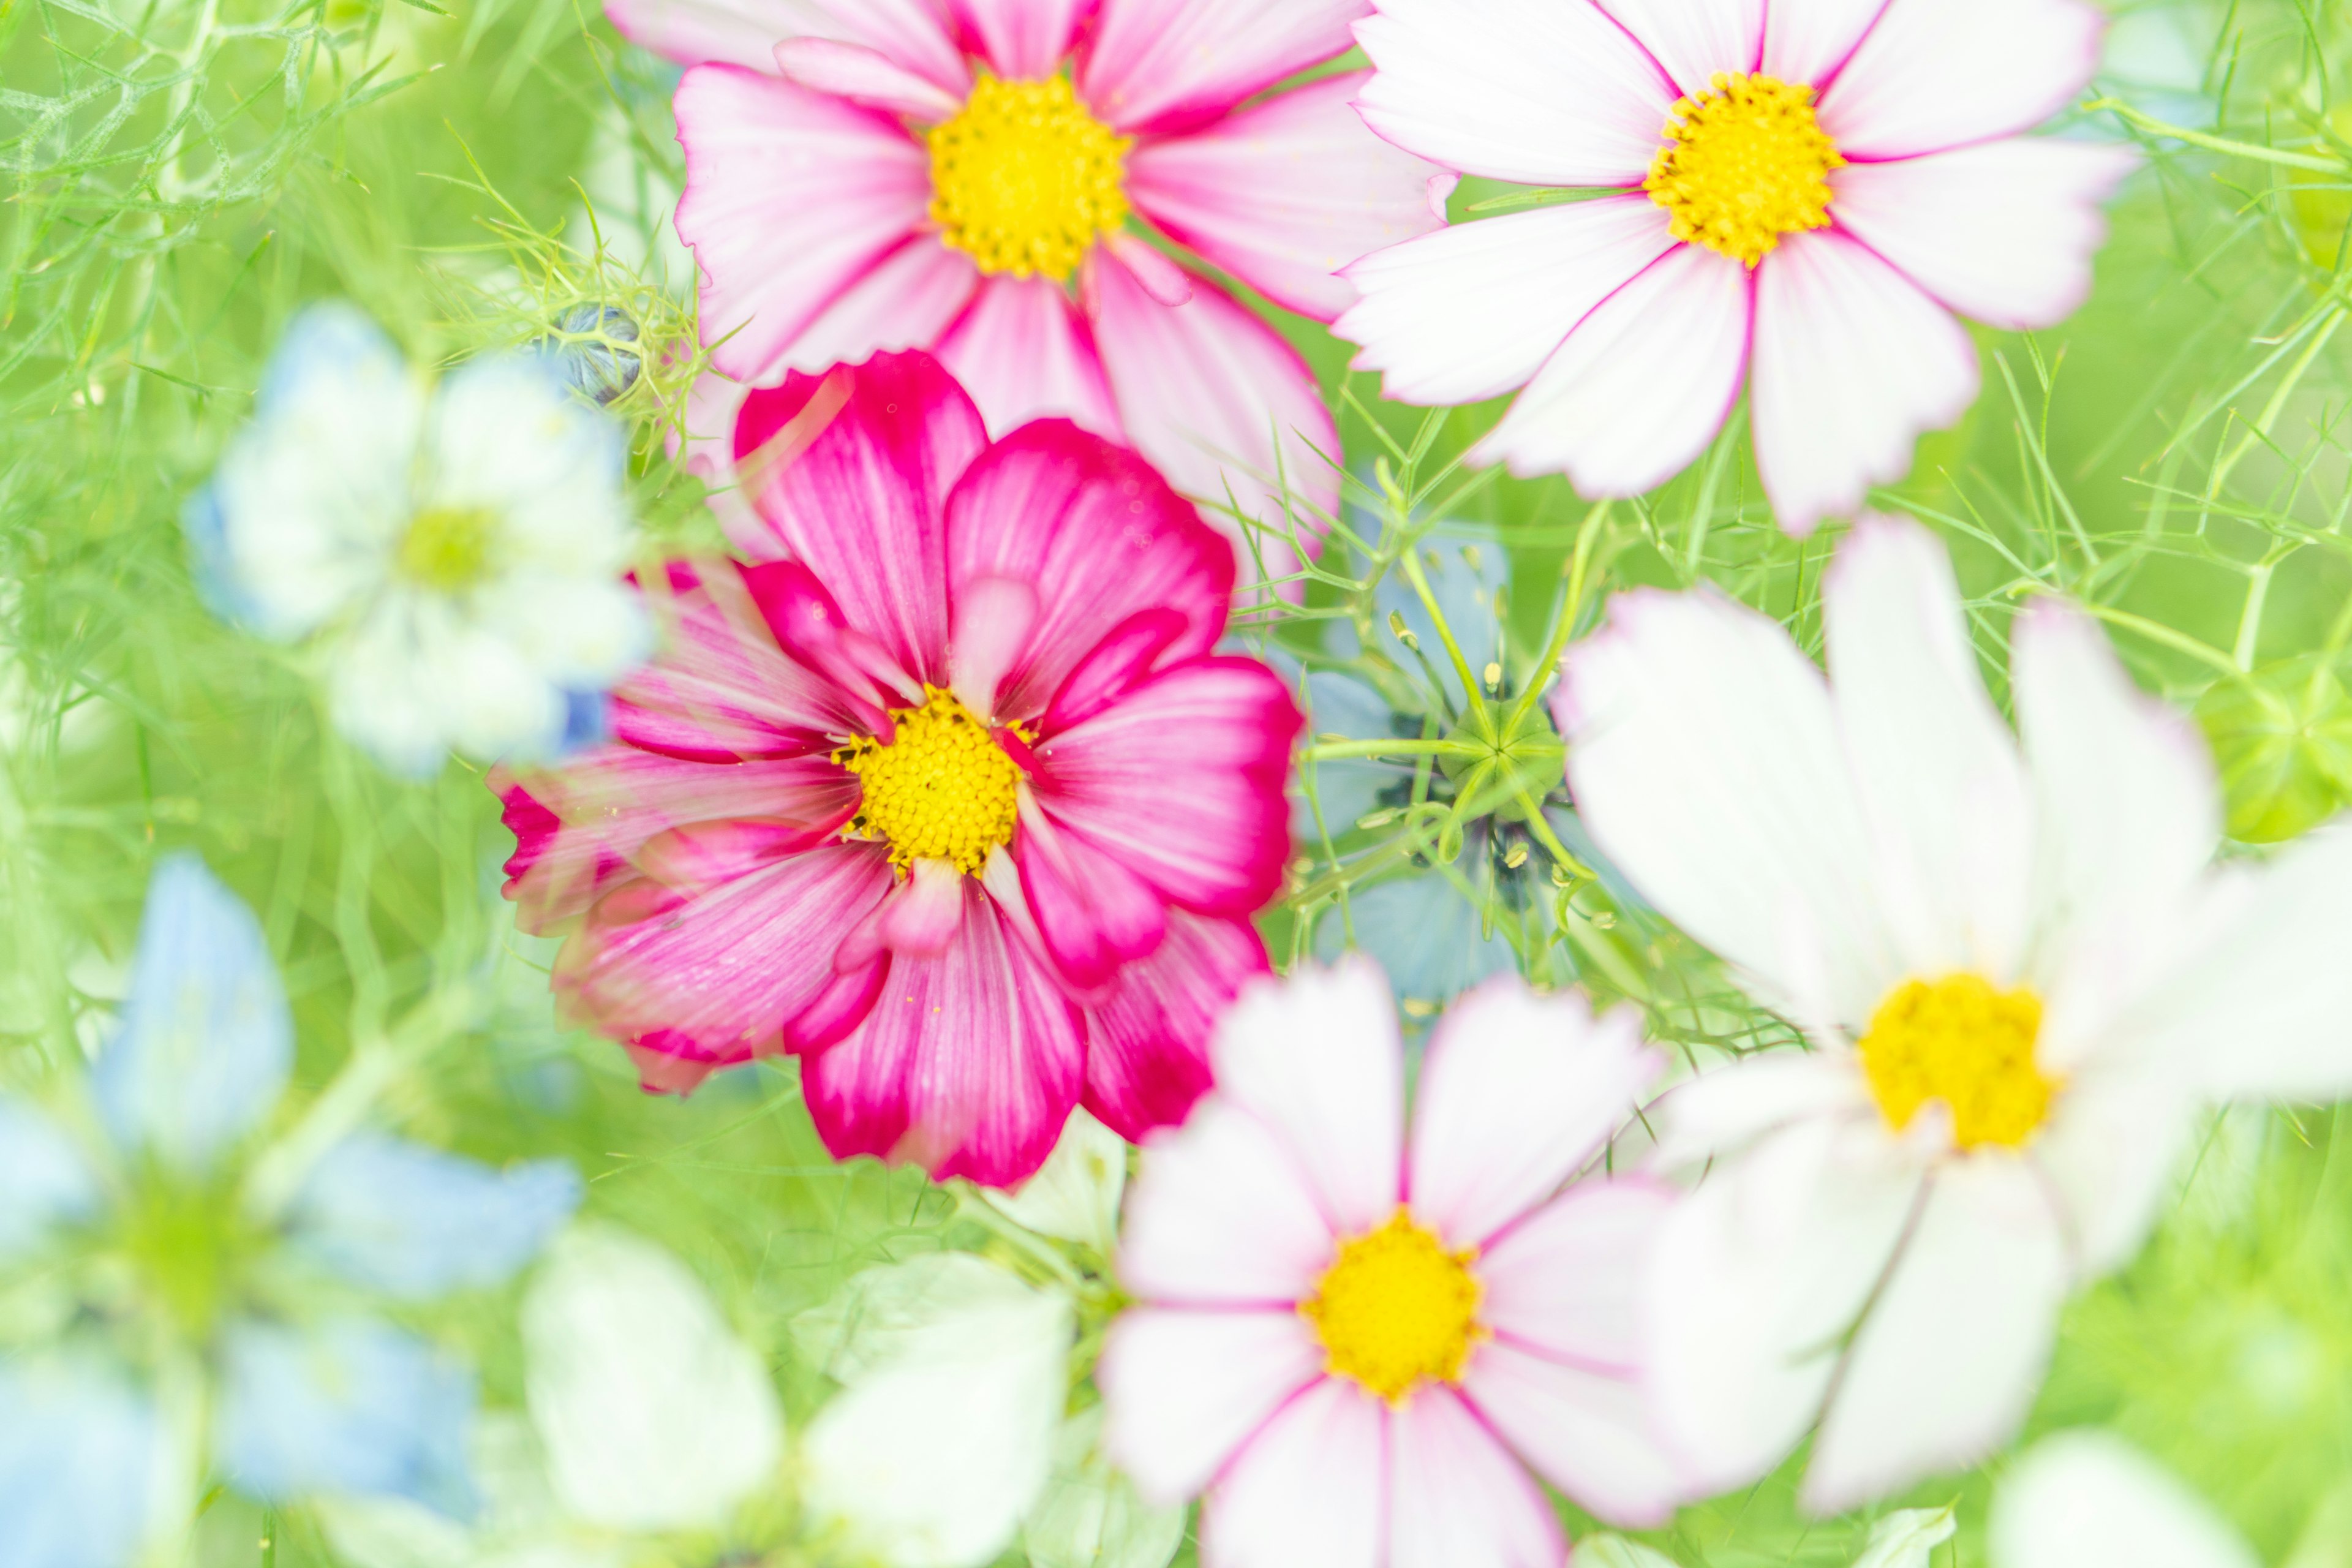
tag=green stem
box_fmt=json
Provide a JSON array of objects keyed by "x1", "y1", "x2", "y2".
[
  {"x1": 1507, "y1": 500, "x2": 1613, "y2": 734},
  {"x1": 2086, "y1": 97, "x2": 2346, "y2": 172}
]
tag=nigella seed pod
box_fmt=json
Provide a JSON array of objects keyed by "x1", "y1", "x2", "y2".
[{"x1": 533, "y1": 303, "x2": 643, "y2": 406}]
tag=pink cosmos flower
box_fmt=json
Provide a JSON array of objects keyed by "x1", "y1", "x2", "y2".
[
  {"x1": 625, "y1": 0, "x2": 1449, "y2": 580},
  {"x1": 1100, "y1": 961, "x2": 1689, "y2": 1566},
  {"x1": 1335, "y1": 0, "x2": 2138, "y2": 533},
  {"x1": 494, "y1": 350, "x2": 1301, "y2": 1188}
]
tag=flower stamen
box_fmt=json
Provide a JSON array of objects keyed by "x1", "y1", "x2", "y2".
[
  {"x1": 397, "y1": 505, "x2": 498, "y2": 592},
  {"x1": 838, "y1": 687, "x2": 1023, "y2": 875},
  {"x1": 927, "y1": 75, "x2": 1133, "y2": 282},
  {"x1": 1645, "y1": 72, "x2": 1844, "y2": 268},
  {"x1": 1300, "y1": 1209, "x2": 1483, "y2": 1403},
  {"x1": 1858, "y1": 973, "x2": 2057, "y2": 1150}
]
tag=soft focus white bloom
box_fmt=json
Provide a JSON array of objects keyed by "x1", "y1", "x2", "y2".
[
  {"x1": 799, "y1": 1254, "x2": 1076, "y2": 1568},
  {"x1": 1554, "y1": 513, "x2": 2352, "y2": 1511},
  {"x1": 1992, "y1": 1432, "x2": 2258, "y2": 1568},
  {"x1": 190, "y1": 304, "x2": 649, "y2": 773},
  {"x1": 521, "y1": 1225, "x2": 785, "y2": 1532},
  {"x1": 1338, "y1": 0, "x2": 2135, "y2": 532},
  {"x1": 984, "y1": 1109, "x2": 1128, "y2": 1255}
]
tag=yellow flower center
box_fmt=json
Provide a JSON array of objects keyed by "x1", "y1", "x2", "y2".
[
  {"x1": 396, "y1": 505, "x2": 497, "y2": 592},
  {"x1": 839, "y1": 687, "x2": 1023, "y2": 875},
  {"x1": 927, "y1": 74, "x2": 1133, "y2": 282},
  {"x1": 1857, "y1": 973, "x2": 2059, "y2": 1150},
  {"x1": 1645, "y1": 72, "x2": 1844, "y2": 268},
  {"x1": 1299, "y1": 1210, "x2": 1483, "y2": 1403}
]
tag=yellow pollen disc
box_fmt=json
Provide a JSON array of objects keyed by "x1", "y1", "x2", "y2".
[
  {"x1": 396, "y1": 505, "x2": 498, "y2": 592},
  {"x1": 838, "y1": 687, "x2": 1023, "y2": 875},
  {"x1": 1644, "y1": 72, "x2": 1845, "y2": 268},
  {"x1": 927, "y1": 74, "x2": 1134, "y2": 282},
  {"x1": 1299, "y1": 1210, "x2": 1483, "y2": 1403},
  {"x1": 1858, "y1": 973, "x2": 2059, "y2": 1150}
]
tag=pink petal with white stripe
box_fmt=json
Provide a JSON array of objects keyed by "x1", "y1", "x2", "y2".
[
  {"x1": 935, "y1": 274, "x2": 1123, "y2": 441},
  {"x1": 1013, "y1": 791, "x2": 1168, "y2": 990},
  {"x1": 1202, "y1": 1376, "x2": 1385, "y2": 1568},
  {"x1": 1388, "y1": 1387, "x2": 1562, "y2": 1568},
  {"x1": 772, "y1": 37, "x2": 963, "y2": 118},
  {"x1": 1099, "y1": 1308, "x2": 1327, "y2": 1505},
  {"x1": 1210, "y1": 959, "x2": 1403, "y2": 1235},
  {"x1": 1477, "y1": 1179, "x2": 1674, "y2": 1371},
  {"x1": 1602, "y1": 0, "x2": 1764, "y2": 97},
  {"x1": 673, "y1": 68, "x2": 929, "y2": 381},
  {"x1": 944, "y1": 418, "x2": 1233, "y2": 723},
  {"x1": 799, "y1": 877, "x2": 1087, "y2": 1187},
  {"x1": 1089, "y1": 254, "x2": 1336, "y2": 583},
  {"x1": 733, "y1": 352, "x2": 987, "y2": 684},
  {"x1": 1472, "y1": 242, "x2": 1752, "y2": 496},
  {"x1": 1079, "y1": 0, "x2": 1363, "y2": 135},
  {"x1": 1118, "y1": 1095, "x2": 1338, "y2": 1304},
  {"x1": 1460, "y1": 1339, "x2": 1686, "y2": 1527},
  {"x1": 606, "y1": 0, "x2": 967, "y2": 86},
  {"x1": 1351, "y1": 0, "x2": 1670, "y2": 186},
  {"x1": 559, "y1": 842, "x2": 895, "y2": 1065},
  {"x1": 1833, "y1": 139, "x2": 2136, "y2": 331},
  {"x1": 1029, "y1": 656, "x2": 1298, "y2": 914},
  {"x1": 1408, "y1": 979, "x2": 1659, "y2": 1246},
  {"x1": 609, "y1": 562, "x2": 858, "y2": 761},
  {"x1": 1749, "y1": 229, "x2": 1980, "y2": 533},
  {"x1": 1128, "y1": 72, "x2": 1446, "y2": 322},
  {"x1": 952, "y1": 0, "x2": 1088, "y2": 78},
  {"x1": 1082, "y1": 911, "x2": 1267, "y2": 1140},
  {"x1": 1337, "y1": 194, "x2": 1676, "y2": 407},
  {"x1": 1760, "y1": 0, "x2": 1890, "y2": 88},
  {"x1": 1819, "y1": 0, "x2": 2106, "y2": 160}
]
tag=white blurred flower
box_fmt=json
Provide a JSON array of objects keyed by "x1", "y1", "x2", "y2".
[
  {"x1": 797, "y1": 1254, "x2": 1076, "y2": 1568},
  {"x1": 983, "y1": 1109, "x2": 1128, "y2": 1256},
  {"x1": 1992, "y1": 1432, "x2": 2258, "y2": 1568},
  {"x1": 187, "y1": 303, "x2": 650, "y2": 774}
]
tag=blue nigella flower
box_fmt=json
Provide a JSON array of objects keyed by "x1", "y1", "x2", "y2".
[{"x1": 0, "y1": 856, "x2": 580, "y2": 1568}]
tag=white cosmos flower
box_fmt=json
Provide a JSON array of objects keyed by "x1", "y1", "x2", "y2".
[
  {"x1": 1992, "y1": 1433, "x2": 2260, "y2": 1568},
  {"x1": 1336, "y1": 0, "x2": 2136, "y2": 532},
  {"x1": 188, "y1": 303, "x2": 650, "y2": 774},
  {"x1": 1553, "y1": 513, "x2": 2352, "y2": 1511}
]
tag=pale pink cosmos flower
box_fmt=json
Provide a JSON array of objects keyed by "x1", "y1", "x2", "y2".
[
  {"x1": 494, "y1": 351, "x2": 1300, "y2": 1189},
  {"x1": 625, "y1": 0, "x2": 1448, "y2": 579},
  {"x1": 1556, "y1": 515, "x2": 2352, "y2": 1511},
  {"x1": 1099, "y1": 961, "x2": 1689, "y2": 1567},
  {"x1": 1336, "y1": 0, "x2": 2138, "y2": 533}
]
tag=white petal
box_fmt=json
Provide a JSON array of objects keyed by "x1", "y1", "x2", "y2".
[
  {"x1": 426, "y1": 358, "x2": 629, "y2": 567},
  {"x1": 1602, "y1": 0, "x2": 1765, "y2": 97},
  {"x1": 1200, "y1": 1376, "x2": 1384, "y2": 1568},
  {"x1": 1649, "y1": 1049, "x2": 1873, "y2": 1169},
  {"x1": 804, "y1": 1261, "x2": 1074, "y2": 1568},
  {"x1": 1760, "y1": 0, "x2": 1890, "y2": 85},
  {"x1": 1803, "y1": 1158, "x2": 2070, "y2": 1513},
  {"x1": 1823, "y1": 514, "x2": 2034, "y2": 981},
  {"x1": 1558, "y1": 586, "x2": 1892, "y2": 1025},
  {"x1": 1460, "y1": 1341, "x2": 1686, "y2": 1527},
  {"x1": 1478, "y1": 1179, "x2": 1675, "y2": 1371},
  {"x1": 985, "y1": 1108, "x2": 1126, "y2": 1254},
  {"x1": 1471, "y1": 242, "x2": 1751, "y2": 497},
  {"x1": 1336, "y1": 195, "x2": 1675, "y2": 407},
  {"x1": 1819, "y1": 0, "x2": 2106, "y2": 160},
  {"x1": 1749, "y1": 230, "x2": 1980, "y2": 534},
  {"x1": 1118, "y1": 1098, "x2": 1336, "y2": 1305},
  {"x1": 1646, "y1": 1117, "x2": 1920, "y2": 1492},
  {"x1": 1408, "y1": 979, "x2": 1659, "y2": 1246},
  {"x1": 1992, "y1": 1432, "x2": 2259, "y2": 1568},
  {"x1": 1387, "y1": 1387, "x2": 1562, "y2": 1568},
  {"x1": 2029, "y1": 1063, "x2": 2195, "y2": 1274},
  {"x1": 521, "y1": 1225, "x2": 785, "y2": 1532},
  {"x1": 1210, "y1": 960, "x2": 1404, "y2": 1235},
  {"x1": 1351, "y1": 0, "x2": 1672, "y2": 185},
  {"x1": 1098, "y1": 1308, "x2": 1326, "y2": 1504},
  {"x1": 473, "y1": 572, "x2": 652, "y2": 688},
  {"x1": 2118, "y1": 826, "x2": 2352, "y2": 1102},
  {"x1": 1832, "y1": 141, "x2": 2136, "y2": 330},
  {"x1": 2010, "y1": 600, "x2": 2219, "y2": 1038}
]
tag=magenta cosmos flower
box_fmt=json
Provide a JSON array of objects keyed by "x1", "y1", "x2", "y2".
[
  {"x1": 494, "y1": 352, "x2": 1300, "y2": 1188},
  {"x1": 626, "y1": 0, "x2": 1447, "y2": 579},
  {"x1": 1336, "y1": 0, "x2": 2137, "y2": 533},
  {"x1": 1100, "y1": 962, "x2": 1688, "y2": 1566}
]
